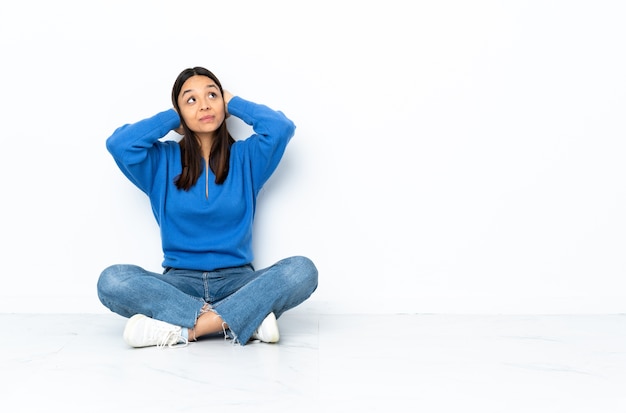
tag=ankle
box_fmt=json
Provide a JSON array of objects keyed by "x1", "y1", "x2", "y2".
[{"x1": 189, "y1": 327, "x2": 197, "y2": 342}]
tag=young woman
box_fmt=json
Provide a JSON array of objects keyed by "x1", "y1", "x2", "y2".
[{"x1": 97, "y1": 67, "x2": 318, "y2": 348}]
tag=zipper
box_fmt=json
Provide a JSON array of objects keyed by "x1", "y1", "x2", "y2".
[{"x1": 205, "y1": 159, "x2": 209, "y2": 200}]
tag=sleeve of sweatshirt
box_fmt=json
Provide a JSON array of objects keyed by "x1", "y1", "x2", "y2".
[
  {"x1": 228, "y1": 96, "x2": 296, "y2": 193},
  {"x1": 105, "y1": 109, "x2": 180, "y2": 194}
]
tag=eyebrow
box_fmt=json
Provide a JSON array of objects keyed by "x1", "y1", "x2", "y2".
[{"x1": 181, "y1": 84, "x2": 218, "y2": 97}]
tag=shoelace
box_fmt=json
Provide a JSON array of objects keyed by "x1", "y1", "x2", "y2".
[{"x1": 155, "y1": 330, "x2": 189, "y2": 349}]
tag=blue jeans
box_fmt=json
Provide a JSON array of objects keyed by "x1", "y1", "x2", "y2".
[{"x1": 97, "y1": 256, "x2": 318, "y2": 345}]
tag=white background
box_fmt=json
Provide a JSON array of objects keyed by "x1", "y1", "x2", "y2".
[{"x1": 1, "y1": 0, "x2": 625, "y2": 314}]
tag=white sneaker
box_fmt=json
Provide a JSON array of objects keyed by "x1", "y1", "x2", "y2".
[
  {"x1": 251, "y1": 312, "x2": 280, "y2": 343},
  {"x1": 123, "y1": 314, "x2": 188, "y2": 348}
]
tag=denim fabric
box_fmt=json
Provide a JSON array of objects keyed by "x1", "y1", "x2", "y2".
[{"x1": 97, "y1": 256, "x2": 318, "y2": 345}]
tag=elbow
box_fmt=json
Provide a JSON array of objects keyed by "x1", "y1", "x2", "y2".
[
  {"x1": 278, "y1": 114, "x2": 296, "y2": 140},
  {"x1": 105, "y1": 134, "x2": 121, "y2": 157},
  {"x1": 285, "y1": 120, "x2": 296, "y2": 140},
  {"x1": 105, "y1": 124, "x2": 130, "y2": 156}
]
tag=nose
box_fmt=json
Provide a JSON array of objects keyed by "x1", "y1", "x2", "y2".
[{"x1": 200, "y1": 98, "x2": 211, "y2": 110}]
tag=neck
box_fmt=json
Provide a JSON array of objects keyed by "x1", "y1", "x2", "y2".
[{"x1": 196, "y1": 134, "x2": 213, "y2": 160}]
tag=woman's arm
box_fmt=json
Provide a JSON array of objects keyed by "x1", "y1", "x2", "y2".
[
  {"x1": 106, "y1": 109, "x2": 180, "y2": 194},
  {"x1": 227, "y1": 95, "x2": 296, "y2": 192}
]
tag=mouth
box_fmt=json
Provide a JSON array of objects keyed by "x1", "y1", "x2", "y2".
[{"x1": 199, "y1": 115, "x2": 215, "y2": 122}]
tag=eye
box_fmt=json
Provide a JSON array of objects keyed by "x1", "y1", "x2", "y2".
[
  {"x1": 186, "y1": 97, "x2": 196, "y2": 104},
  {"x1": 208, "y1": 92, "x2": 217, "y2": 99}
]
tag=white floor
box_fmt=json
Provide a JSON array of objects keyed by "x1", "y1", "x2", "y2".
[{"x1": 3, "y1": 311, "x2": 626, "y2": 412}]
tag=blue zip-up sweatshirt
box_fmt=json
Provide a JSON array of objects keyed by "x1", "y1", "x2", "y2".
[{"x1": 106, "y1": 96, "x2": 296, "y2": 271}]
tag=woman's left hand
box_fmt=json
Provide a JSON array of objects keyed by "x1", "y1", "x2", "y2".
[{"x1": 222, "y1": 90, "x2": 233, "y2": 117}]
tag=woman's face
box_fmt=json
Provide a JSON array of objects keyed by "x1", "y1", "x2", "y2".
[{"x1": 177, "y1": 75, "x2": 225, "y2": 138}]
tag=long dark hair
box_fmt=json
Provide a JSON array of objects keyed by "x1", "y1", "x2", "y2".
[{"x1": 171, "y1": 67, "x2": 235, "y2": 190}]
